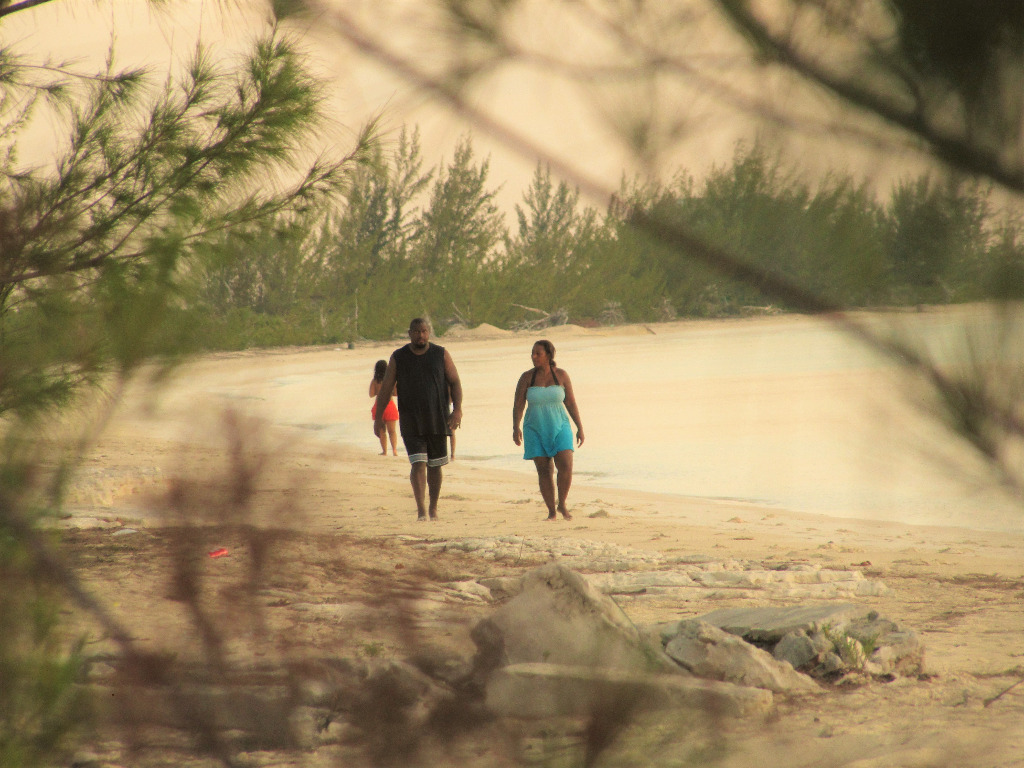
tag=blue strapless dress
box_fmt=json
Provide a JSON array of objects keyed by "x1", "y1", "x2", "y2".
[{"x1": 522, "y1": 386, "x2": 574, "y2": 459}]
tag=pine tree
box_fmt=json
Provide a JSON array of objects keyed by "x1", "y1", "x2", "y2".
[
  {"x1": 0, "y1": 31, "x2": 374, "y2": 420},
  {"x1": 0, "y1": 11, "x2": 374, "y2": 765}
]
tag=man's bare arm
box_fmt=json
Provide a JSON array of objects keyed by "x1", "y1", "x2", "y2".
[{"x1": 444, "y1": 349, "x2": 463, "y2": 429}]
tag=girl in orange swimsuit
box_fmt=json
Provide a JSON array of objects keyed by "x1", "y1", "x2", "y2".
[{"x1": 369, "y1": 359, "x2": 399, "y2": 455}]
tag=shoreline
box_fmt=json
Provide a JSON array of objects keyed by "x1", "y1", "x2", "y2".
[
  {"x1": 71, "y1": 418, "x2": 1024, "y2": 583},
  {"x1": 45, "y1": 310, "x2": 1024, "y2": 767},
  {"x1": 73, "y1": 306, "x2": 1024, "y2": 577},
  {"x1": 56, "y1": 325, "x2": 1024, "y2": 766},
  {"x1": 169, "y1": 307, "x2": 1024, "y2": 536}
]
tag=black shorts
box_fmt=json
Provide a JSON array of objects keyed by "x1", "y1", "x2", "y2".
[{"x1": 403, "y1": 434, "x2": 449, "y2": 467}]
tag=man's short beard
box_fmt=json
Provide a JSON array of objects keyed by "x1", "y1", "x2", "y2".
[{"x1": 411, "y1": 339, "x2": 428, "y2": 349}]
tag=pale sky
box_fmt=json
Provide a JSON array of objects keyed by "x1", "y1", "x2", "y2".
[{"x1": 4, "y1": 0, "x2": 932, "y2": 214}]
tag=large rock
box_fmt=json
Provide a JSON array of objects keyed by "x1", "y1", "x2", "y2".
[
  {"x1": 694, "y1": 604, "x2": 876, "y2": 644},
  {"x1": 478, "y1": 575, "x2": 525, "y2": 601},
  {"x1": 772, "y1": 629, "x2": 832, "y2": 671},
  {"x1": 475, "y1": 563, "x2": 674, "y2": 673},
  {"x1": 693, "y1": 605, "x2": 925, "y2": 679},
  {"x1": 486, "y1": 663, "x2": 773, "y2": 719},
  {"x1": 663, "y1": 620, "x2": 821, "y2": 694},
  {"x1": 844, "y1": 615, "x2": 925, "y2": 676},
  {"x1": 584, "y1": 571, "x2": 697, "y2": 594}
]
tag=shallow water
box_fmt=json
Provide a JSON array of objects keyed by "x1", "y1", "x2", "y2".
[
  {"x1": 451, "y1": 313, "x2": 1024, "y2": 532},
  {"x1": 217, "y1": 308, "x2": 1024, "y2": 533}
]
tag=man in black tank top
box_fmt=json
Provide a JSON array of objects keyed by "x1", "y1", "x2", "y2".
[{"x1": 373, "y1": 318, "x2": 463, "y2": 520}]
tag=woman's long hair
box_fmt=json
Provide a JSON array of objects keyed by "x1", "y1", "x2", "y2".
[{"x1": 373, "y1": 360, "x2": 387, "y2": 381}]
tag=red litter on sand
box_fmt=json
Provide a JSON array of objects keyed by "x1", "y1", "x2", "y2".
[{"x1": 208, "y1": 548, "x2": 229, "y2": 558}]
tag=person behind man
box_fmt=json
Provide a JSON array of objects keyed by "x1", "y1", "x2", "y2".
[{"x1": 373, "y1": 318, "x2": 463, "y2": 520}]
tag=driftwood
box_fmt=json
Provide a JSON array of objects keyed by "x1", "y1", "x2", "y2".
[
  {"x1": 511, "y1": 303, "x2": 549, "y2": 316},
  {"x1": 443, "y1": 303, "x2": 470, "y2": 328},
  {"x1": 510, "y1": 304, "x2": 568, "y2": 331}
]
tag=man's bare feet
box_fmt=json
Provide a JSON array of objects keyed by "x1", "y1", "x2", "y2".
[
  {"x1": 429, "y1": 511, "x2": 439, "y2": 520},
  {"x1": 545, "y1": 513, "x2": 557, "y2": 521},
  {"x1": 558, "y1": 507, "x2": 572, "y2": 520},
  {"x1": 380, "y1": 451, "x2": 387, "y2": 456},
  {"x1": 417, "y1": 514, "x2": 427, "y2": 522}
]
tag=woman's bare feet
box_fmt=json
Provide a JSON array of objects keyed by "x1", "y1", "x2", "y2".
[
  {"x1": 558, "y1": 506, "x2": 572, "y2": 520},
  {"x1": 545, "y1": 513, "x2": 557, "y2": 521}
]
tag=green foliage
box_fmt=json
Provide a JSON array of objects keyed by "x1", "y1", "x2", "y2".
[
  {"x1": 500, "y1": 164, "x2": 608, "y2": 324},
  {"x1": 643, "y1": 144, "x2": 888, "y2": 312},
  {"x1": 194, "y1": 214, "x2": 325, "y2": 318},
  {"x1": 884, "y1": 175, "x2": 992, "y2": 301},
  {"x1": 0, "y1": 19, "x2": 374, "y2": 768},
  {"x1": 320, "y1": 127, "x2": 433, "y2": 339},
  {"x1": 605, "y1": 143, "x2": 1022, "y2": 318},
  {"x1": 360, "y1": 641, "x2": 385, "y2": 658},
  {"x1": 822, "y1": 623, "x2": 868, "y2": 670},
  {"x1": 412, "y1": 136, "x2": 505, "y2": 324},
  {"x1": 0, "y1": 475, "x2": 87, "y2": 768},
  {"x1": 0, "y1": 584, "x2": 86, "y2": 768},
  {"x1": 181, "y1": 135, "x2": 1024, "y2": 346},
  {"x1": 985, "y1": 225, "x2": 1024, "y2": 300},
  {"x1": 0, "y1": 30, "x2": 371, "y2": 419}
]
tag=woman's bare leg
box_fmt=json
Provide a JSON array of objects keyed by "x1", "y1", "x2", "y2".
[
  {"x1": 532, "y1": 457, "x2": 557, "y2": 519},
  {"x1": 554, "y1": 449, "x2": 574, "y2": 519},
  {"x1": 386, "y1": 421, "x2": 399, "y2": 455},
  {"x1": 378, "y1": 427, "x2": 387, "y2": 455}
]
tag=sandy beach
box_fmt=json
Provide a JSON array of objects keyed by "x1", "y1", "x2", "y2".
[{"x1": 59, "y1": 313, "x2": 1024, "y2": 766}]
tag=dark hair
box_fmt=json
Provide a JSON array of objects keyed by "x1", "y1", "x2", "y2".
[
  {"x1": 373, "y1": 360, "x2": 387, "y2": 381},
  {"x1": 409, "y1": 317, "x2": 431, "y2": 331},
  {"x1": 534, "y1": 339, "x2": 556, "y2": 369}
]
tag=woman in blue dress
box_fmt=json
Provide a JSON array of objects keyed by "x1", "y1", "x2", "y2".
[{"x1": 512, "y1": 340, "x2": 585, "y2": 520}]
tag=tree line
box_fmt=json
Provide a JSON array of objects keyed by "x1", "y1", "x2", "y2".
[{"x1": 186, "y1": 130, "x2": 1024, "y2": 348}]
